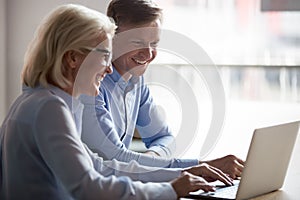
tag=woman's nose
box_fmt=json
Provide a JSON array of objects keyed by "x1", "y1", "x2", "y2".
[{"x1": 106, "y1": 63, "x2": 113, "y2": 74}]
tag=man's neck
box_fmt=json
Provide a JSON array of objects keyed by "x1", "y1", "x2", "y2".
[{"x1": 113, "y1": 66, "x2": 132, "y2": 82}]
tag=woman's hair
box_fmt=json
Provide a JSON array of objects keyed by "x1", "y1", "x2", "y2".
[
  {"x1": 107, "y1": 0, "x2": 163, "y2": 29},
  {"x1": 22, "y1": 4, "x2": 116, "y2": 88}
]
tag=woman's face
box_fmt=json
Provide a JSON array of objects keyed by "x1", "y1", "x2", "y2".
[
  {"x1": 112, "y1": 19, "x2": 161, "y2": 81},
  {"x1": 73, "y1": 33, "x2": 113, "y2": 97}
]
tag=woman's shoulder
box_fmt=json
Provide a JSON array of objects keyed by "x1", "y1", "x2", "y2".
[
  {"x1": 23, "y1": 86, "x2": 68, "y2": 110},
  {"x1": 34, "y1": 87, "x2": 65, "y2": 102}
]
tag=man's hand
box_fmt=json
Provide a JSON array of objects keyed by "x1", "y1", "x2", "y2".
[
  {"x1": 200, "y1": 155, "x2": 245, "y2": 179},
  {"x1": 183, "y1": 163, "x2": 234, "y2": 186}
]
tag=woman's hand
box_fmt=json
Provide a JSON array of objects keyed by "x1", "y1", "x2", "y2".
[{"x1": 171, "y1": 171, "x2": 215, "y2": 198}]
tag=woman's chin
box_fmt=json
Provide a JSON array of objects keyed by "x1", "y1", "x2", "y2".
[{"x1": 94, "y1": 90, "x2": 100, "y2": 96}]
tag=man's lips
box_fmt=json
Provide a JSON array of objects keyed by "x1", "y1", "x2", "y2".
[{"x1": 132, "y1": 58, "x2": 148, "y2": 65}]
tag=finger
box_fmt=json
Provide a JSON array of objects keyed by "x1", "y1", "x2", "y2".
[
  {"x1": 235, "y1": 160, "x2": 244, "y2": 170},
  {"x1": 234, "y1": 160, "x2": 244, "y2": 177},
  {"x1": 202, "y1": 166, "x2": 233, "y2": 186},
  {"x1": 199, "y1": 185, "x2": 216, "y2": 193},
  {"x1": 190, "y1": 178, "x2": 216, "y2": 193},
  {"x1": 237, "y1": 157, "x2": 245, "y2": 165},
  {"x1": 235, "y1": 167, "x2": 243, "y2": 178},
  {"x1": 212, "y1": 167, "x2": 234, "y2": 185}
]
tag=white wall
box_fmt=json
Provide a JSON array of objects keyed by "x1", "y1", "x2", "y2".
[
  {"x1": 2, "y1": 0, "x2": 110, "y2": 123},
  {"x1": 0, "y1": 0, "x2": 6, "y2": 123}
]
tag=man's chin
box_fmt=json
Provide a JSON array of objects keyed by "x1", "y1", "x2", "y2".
[{"x1": 131, "y1": 67, "x2": 147, "y2": 77}]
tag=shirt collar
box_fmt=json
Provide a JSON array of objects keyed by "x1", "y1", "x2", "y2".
[
  {"x1": 109, "y1": 65, "x2": 123, "y2": 83},
  {"x1": 109, "y1": 65, "x2": 140, "y2": 87}
]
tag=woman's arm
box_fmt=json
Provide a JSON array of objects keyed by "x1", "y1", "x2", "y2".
[{"x1": 34, "y1": 98, "x2": 177, "y2": 200}]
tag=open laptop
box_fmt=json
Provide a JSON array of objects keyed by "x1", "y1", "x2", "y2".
[{"x1": 187, "y1": 120, "x2": 300, "y2": 200}]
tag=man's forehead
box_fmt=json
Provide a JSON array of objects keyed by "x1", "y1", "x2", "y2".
[
  {"x1": 117, "y1": 18, "x2": 161, "y2": 32},
  {"x1": 115, "y1": 26, "x2": 161, "y2": 42}
]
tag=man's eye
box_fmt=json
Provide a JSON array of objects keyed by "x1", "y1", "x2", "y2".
[{"x1": 131, "y1": 41, "x2": 143, "y2": 46}]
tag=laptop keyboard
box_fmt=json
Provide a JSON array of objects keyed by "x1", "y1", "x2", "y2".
[
  {"x1": 187, "y1": 180, "x2": 240, "y2": 199},
  {"x1": 200, "y1": 183, "x2": 239, "y2": 199}
]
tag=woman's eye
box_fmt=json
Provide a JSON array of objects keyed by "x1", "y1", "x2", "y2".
[
  {"x1": 150, "y1": 43, "x2": 158, "y2": 48},
  {"x1": 103, "y1": 54, "x2": 111, "y2": 62}
]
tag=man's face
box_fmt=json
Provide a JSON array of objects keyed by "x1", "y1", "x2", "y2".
[{"x1": 112, "y1": 19, "x2": 161, "y2": 79}]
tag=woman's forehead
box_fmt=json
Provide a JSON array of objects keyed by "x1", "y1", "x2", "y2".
[{"x1": 94, "y1": 33, "x2": 113, "y2": 48}]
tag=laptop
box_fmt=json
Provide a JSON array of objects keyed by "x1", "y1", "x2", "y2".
[{"x1": 187, "y1": 121, "x2": 300, "y2": 200}]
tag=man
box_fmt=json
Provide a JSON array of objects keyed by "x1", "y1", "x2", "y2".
[{"x1": 81, "y1": 0, "x2": 244, "y2": 179}]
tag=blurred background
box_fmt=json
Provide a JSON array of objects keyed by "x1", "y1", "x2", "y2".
[{"x1": 1, "y1": 0, "x2": 300, "y2": 159}]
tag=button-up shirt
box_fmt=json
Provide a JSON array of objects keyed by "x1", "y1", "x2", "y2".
[{"x1": 81, "y1": 67, "x2": 199, "y2": 168}]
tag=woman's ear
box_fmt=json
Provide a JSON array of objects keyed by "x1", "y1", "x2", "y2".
[{"x1": 64, "y1": 50, "x2": 83, "y2": 69}]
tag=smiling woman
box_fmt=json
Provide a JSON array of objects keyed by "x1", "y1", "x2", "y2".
[{"x1": 0, "y1": 3, "x2": 234, "y2": 200}]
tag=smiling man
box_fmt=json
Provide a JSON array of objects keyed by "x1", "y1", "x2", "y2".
[
  {"x1": 82, "y1": 0, "x2": 177, "y2": 159},
  {"x1": 81, "y1": 0, "x2": 244, "y2": 179}
]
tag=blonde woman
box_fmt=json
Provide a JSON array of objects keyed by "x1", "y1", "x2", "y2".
[{"x1": 0, "y1": 4, "x2": 233, "y2": 200}]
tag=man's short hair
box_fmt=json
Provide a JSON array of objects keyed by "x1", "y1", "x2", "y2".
[{"x1": 107, "y1": 0, "x2": 163, "y2": 29}]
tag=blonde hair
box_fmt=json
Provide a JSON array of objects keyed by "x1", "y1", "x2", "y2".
[{"x1": 22, "y1": 4, "x2": 116, "y2": 88}]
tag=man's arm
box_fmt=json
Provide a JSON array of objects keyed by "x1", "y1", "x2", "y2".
[
  {"x1": 80, "y1": 94, "x2": 199, "y2": 169},
  {"x1": 136, "y1": 77, "x2": 176, "y2": 158}
]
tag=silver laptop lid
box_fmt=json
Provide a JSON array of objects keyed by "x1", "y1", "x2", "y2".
[{"x1": 236, "y1": 121, "x2": 299, "y2": 200}]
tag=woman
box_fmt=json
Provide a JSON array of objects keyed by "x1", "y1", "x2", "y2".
[{"x1": 0, "y1": 4, "x2": 232, "y2": 200}]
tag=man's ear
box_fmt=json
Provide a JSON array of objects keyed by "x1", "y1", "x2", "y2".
[{"x1": 64, "y1": 50, "x2": 82, "y2": 69}]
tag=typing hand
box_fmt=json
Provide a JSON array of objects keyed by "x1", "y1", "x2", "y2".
[
  {"x1": 171, "y1": 171, "x2": 216, "y2": 198},
  {"x1": 201, "y1": 155, "x2": 245, "y2": 179},
  {"x1": 183, "y1": 163, "x2": 234, "y2": 186}
]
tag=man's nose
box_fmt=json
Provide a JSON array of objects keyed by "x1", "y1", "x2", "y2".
[{"x1": 139, "y1": 46, "x2": 154, "y2": 60}]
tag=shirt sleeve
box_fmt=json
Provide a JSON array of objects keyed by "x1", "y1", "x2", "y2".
[
  {"x1": 33, "y1": 98, "x2": 177, "y2": 200},
  {"x1": 84, "y1": 144, "x2": 183, "y2": 182},
  {"x1": 136, "y1": 78, "x2": 176, "y2": 158},
  {"x1": 80, "y1": 94, "x2": 199, "y2": 169}
]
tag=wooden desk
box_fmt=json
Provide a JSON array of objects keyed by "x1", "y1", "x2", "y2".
[{"x1": 181, "y1": 101, "x2": 300, "y2": 199}]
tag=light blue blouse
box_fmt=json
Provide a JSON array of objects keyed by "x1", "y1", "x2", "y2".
[{"x1": 0, "y1": 85, "x2": 178, "y2": 200}]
